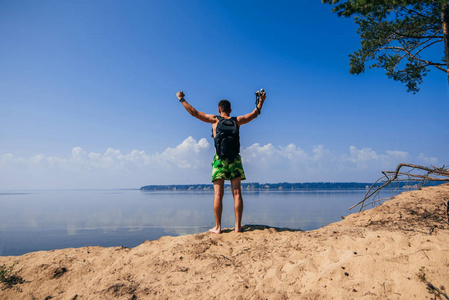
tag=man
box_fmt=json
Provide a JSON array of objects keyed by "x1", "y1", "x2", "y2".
[{"x1": 176, "y1": 90, "x2": 266, "y2": 234}]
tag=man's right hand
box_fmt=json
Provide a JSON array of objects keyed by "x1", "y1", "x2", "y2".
[
  {"x1": 260, "y1": 91, "x2": 266, "y2": 102},
  {"x1": 177, "y1": 91, "x2": 185, "y2": 100}
]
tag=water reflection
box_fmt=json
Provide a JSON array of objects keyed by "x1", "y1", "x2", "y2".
[{"x1": 0, "y1": 189, "x2": 388, "y2": 256}]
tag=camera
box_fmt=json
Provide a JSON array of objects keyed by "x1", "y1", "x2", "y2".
[
  {"x1": 255, "y1": 88, "x2": 265, "y2": 108},
  {"x1": 255, "y1": 88, "x2": 265, "y2": 97}
]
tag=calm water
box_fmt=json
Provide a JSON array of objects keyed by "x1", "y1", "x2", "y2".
[{"x1": 0, "y1": 189, "x2": 384, "y2": 256}]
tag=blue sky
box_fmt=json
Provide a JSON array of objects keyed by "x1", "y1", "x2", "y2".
[{"x1": 1, "y1": 0, "x2": 448, "y2": 189}]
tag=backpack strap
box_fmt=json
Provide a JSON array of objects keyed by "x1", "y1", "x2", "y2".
[{"x1": 211, "y1": 115, "x2": 222, "y2": 138}]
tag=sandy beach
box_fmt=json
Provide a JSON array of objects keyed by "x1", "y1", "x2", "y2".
[{"x1": 1, "y1": 184, "x2": 448, "y2": 299}]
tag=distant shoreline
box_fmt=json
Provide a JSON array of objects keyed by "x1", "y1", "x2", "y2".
[{"x1": 140, "y1": 181, "x2": 435, "y2": 191}]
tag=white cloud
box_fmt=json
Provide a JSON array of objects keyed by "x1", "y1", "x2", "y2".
[
  {"x1": 0, "y1": 137, "x2": 213, "y2": 189},
  {"x1": 0, "y1": 137, "x2": 439, "y2": 189},
  {"x1": 345, "y1": 146, "x2": 410, "y2": 171},
  {"x1": 348, "y1": 146, "x2": 378, "y2": 163},
  {"x1": 417, "y1": 153, "x2": 438, "y2": 165},
  {"x1": 241, "y1": 143, "x2": 335, "y2": 182}
]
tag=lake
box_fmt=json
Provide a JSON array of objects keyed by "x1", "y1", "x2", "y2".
[{"x1": 0, "y1": 189, "x2": 390, "y2": 256}]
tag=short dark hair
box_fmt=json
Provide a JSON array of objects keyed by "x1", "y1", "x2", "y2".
[{"x1": 218, "y1": 99, "x2": 231, "y2": 114}]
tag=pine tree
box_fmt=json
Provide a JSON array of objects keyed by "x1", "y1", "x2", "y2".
[{"x1": 322, "y1": 0, "x2": 449, "y2": 93}]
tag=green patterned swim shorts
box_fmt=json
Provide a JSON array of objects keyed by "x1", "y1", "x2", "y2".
[{"x1": 211, "y1": 154, "x2": 246, "y2": 182}]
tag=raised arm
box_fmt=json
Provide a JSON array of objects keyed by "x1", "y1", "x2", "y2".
[
  {"x1": 236, "y1": 91, "x2": 266, "y2": 126},
  {"x1": 177, "y1": 91, "x2": 217, "y2": 124}
]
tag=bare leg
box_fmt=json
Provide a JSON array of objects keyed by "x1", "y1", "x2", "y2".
[
  {"x1": 209, "y1": 179, "x2": 224, "y2": 234},
  {"x1": 231, "y1": 177, "x2": 243, "y2": 233}
]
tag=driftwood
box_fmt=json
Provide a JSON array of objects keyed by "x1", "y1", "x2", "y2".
[{"x1": 350, "y1": 163, "x2": 449, "y2": 212}]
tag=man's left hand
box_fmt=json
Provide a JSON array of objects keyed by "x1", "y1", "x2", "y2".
[{"x1": 177, "y1": 91, "x2": 185, "y2": 100}]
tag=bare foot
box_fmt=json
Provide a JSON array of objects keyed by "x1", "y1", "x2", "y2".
[
  {"x1": 209, "y1": 227, "x2": 221, "y2": 234},
  {"x1": 234, "y1": 225, "x2": 243, "y2": 233}
]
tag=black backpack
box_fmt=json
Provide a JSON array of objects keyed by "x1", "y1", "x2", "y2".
[{"x1": 214, "y1": 116, "x2": 240, "y2": 161}]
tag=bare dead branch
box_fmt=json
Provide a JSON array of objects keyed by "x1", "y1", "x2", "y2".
[{"x1": 350, "y1": 163, "x2": 449, "y2": 211}]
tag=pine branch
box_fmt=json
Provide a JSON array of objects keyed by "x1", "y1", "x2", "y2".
[
  {"x1": 404, "y1": 7, "x2": 434, "y2": 19},
  {"x1": 393, "y1": 28, "x2": 443, "y2": 40},
  {"x1": 379, "y1": 46, "x2": 447, "y2": 72}
]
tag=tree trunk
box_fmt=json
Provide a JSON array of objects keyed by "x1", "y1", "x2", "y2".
[{"x1": 442, "y1": 3, "x2": 449, "y2": 85}]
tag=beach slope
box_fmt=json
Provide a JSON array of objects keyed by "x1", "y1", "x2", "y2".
[{"x1": 1, "y1": 184, "x2": 448, "y2": 299}]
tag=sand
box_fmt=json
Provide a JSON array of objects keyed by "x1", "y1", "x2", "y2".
[{"x1": 1, "y1": 184, "x2": 448, "y2": 299}]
